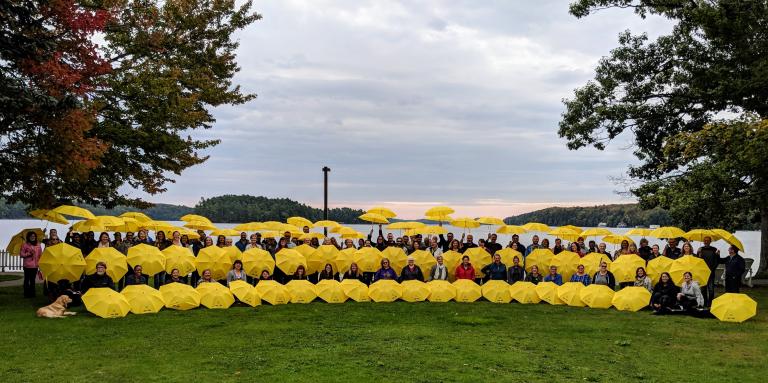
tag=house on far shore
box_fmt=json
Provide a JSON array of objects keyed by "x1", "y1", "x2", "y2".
[
  {"x1": 598, "y1": 222, "x2": 607, "y2": 227},
  {"x1": 617, "y1": 222, "x2": 627, "y2": 228}
]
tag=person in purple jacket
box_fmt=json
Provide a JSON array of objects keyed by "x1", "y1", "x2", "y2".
[{"x1": 373, "y1": 258, "x2": 397, "y2": 282}]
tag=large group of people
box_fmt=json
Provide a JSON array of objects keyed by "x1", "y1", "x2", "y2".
[{"x1": 17, "y1": 223, "x2": 747, "y2": 315}]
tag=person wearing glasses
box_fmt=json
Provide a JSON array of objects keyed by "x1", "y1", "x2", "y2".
[{"x1": 373, "y1": 258, "x2": 398, "y2": 282}]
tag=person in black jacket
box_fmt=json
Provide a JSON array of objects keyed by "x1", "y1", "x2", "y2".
[
  {"x1": 481, "y1": 254, "x2": 507, "y2": 281},
  {"x1": 399, "y1": 257, "x2": 424, "y2": 282},
  {"x1": 696, "y1": 236, "x2": 720, "y2": 305},
  {"x1": 591, "y1": 262, "x2": 616, "y2": 290},
  {"x1": 651, "y1": 272, "x2": 679, "y2": 314},
  {"x1": 507, "y1": 256, "x2": 525, "y2": 283},
  {"x1": 719, "y1": 245, "x2": 746, "y2": 293},
  {"x1": 318, "y1": 263, "x2": 337, "y2": 281},
  {"x1": 80, "y1": 262, "x2": 115, "y2": 293},
  {"x1": 341, "y1": 263, "x2": 366, "y2": 284}
]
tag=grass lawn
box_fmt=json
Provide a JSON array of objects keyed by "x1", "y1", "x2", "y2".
[
  {"x1": 0, "y1": 274, "x2": 22, "y2": 282},
  {"x1": 0, "y1": 285, "x2": 766, "y2": 383}
]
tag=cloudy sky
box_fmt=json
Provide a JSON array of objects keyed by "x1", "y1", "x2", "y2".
[{"x1": 129, "y1": 0, "x2": 673, "y2": 219}]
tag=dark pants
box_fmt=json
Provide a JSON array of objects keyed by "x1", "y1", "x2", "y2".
[
  {"x1": 725, "y1": 276, "x2": 741, "y2": 293},
  {"x1": 153, "y1": 272, "x2": 166, "y2": 289},
  {"x1": 704, "y1": 273, "x2": 716, "y2": 307},
  {"x1": 651, "y1": 293, "x2": 674, "y2": 312},
  {"x1": 23, "y1": 267, "x2": 37, "y2": 298},
  {"x1": 678, "y1": 295, "x2": 698, "y2": 311}
]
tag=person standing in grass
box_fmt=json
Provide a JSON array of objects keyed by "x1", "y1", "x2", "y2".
[
  {"x1": 20, "y1": 231, "x2": 42, "y2": 298},
  {"x1": 663, "y1": 238, "x2": 681, "y2": 259},
  {"x1": 226, "y1": 260, "x2": 248, "y2": 286},
  {"x1": 719, "y1": 245, "x2": 746, "y2": 293},
  {"x1": 634, "y1": 267, "x2": 652, "y2": 292},
  {"x1": 543, "y1": 265, "x2": 563, "y2": 286},
  {"x1": 454, "y1": 256, "x2": 476, "y2": 280},
  {"x1": 651, "y1": 272, "x2": 679, "y2": 314},
  {"x1": 638, "y1": 238, "x2": 652, "y2": 261},
  {"x1": 591, "y1": 262, "x2": 616, "y2": 290},
  {"x1": 569, "y1": 264, "x2": 591, "y2": 286},
  {"x1": 525, "y1": 235, "x2": 540, "y2": 256},
  {"x1": 613, "y1": 240, "x2": 631, "y2": 260},
  {"x1": 373, "y1": 258, "x2": 398, "y2": 282},
  {"x1": 696, "y1": 236, "x2": 720, "y2": 306},
  {"x1": 96, "y1": 232, "x2": 111, "y2": 249}
]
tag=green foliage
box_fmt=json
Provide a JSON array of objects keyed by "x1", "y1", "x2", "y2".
[
  {"x1": 504, "y1": 204, "x2": 676, "y2": 228},
  {"x1": 194, "y1": 195, "x2": 366, "y2": 224}
]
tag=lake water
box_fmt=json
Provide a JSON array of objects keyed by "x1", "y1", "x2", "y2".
[{"x1": 1, "y1": 219, "x2": 761, "y2": 274}]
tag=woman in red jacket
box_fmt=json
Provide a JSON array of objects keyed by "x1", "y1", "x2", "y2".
[{"x1": 454, "y1": 255, "x2": 475, "y2": 280}]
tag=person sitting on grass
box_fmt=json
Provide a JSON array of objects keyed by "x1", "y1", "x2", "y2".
[
  {"x1": 634, "y1": 267, "x2": 652, "y2": 292},
  {"x1": 591, "y1": 262, "x2": 616, "y2": 290},
  {"x1": 81, "y1": 262, "x2": 115, "y2": 293},
  {"x1": 507, "y1": 256, "x2": 525, "y2": 283},
  {"x1": 318, "y1": 263, "x2": 337, "y2": 281},
  {"x1": 226, "y1": 260, "x2": 248, "y2": 286},
  {"x1": 342, "y1": 263, "x2": 366, "y2": 284},
  {"x1": 454, "y1": 256, "x2": 475, "y2": 280},
  {"x1": 428, "y1": 255, "x2": 449, "y2": 281},
  {"x1": 651, "y1": 272, "x2": 679, "y2": 314},
  {"x1": 164, "y1": 268, "x2": 187, "y2": 285},
  {"x1": 676, "y1": 271, "x2": 704, "y2": 311},
  {"x1": 543, "y1": 265, "x2": 563, "y2": 286},
  {"x1": 569, "y1": 264, "x2": 591, "y2": 286},
  {"x1": 256, "y1": 270, "x2": 272, "y2": 284},
  {"x1": 373, "y1": 258, "x2": 398, "y2": 282},
  {"x1": 124, "y1": 265, "x2": 148, "y2": 287},
  {"x1": 481, "y1": 254, "x2": 507, "y2": 281},
  {"x1": 525, "y1": 265, "x2": 543, "y2": 284},
  {"x1": 399, "y1": 256, "x2": 424, "y2": 282},
  {"x1": 196, "y1": 269, "x2": 214, "y2": 287},
  {"x1": 289, "y1": 265, "x2": 308, "y2": 281}
]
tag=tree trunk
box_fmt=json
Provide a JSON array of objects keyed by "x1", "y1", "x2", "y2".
[{"x1": 759, "y1": 207, "x2": 768, "y2": 274}]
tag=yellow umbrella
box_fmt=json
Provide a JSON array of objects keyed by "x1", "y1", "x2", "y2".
[
  {"x1": 450, "y1": 217, "x2": 481, "y2": 229},
  {"x1": 368, "y1": 280, "x2": 402, "y2": 302},
  {"x1": 549, "y1": 250, "x2": 581, "y2": 281},
  {"x1": 255, "y1": 280, "x2": 290, "y2": 305},
  {"x1": 221, "y1": 246, "x2": 242, "y2": 263},
  {"x1": 30, "y1": 209, "x2": 69, "y2": 225},
  {"x1": 87, "y1": 216, "x2": 125, "y2": 227},
  {"x1": 275, "y1": 248, "x2": 307, "y2": 275},
  {"x1": 580, "y1": 252, "x2": 612, "y2": 276},
  {"x1": 341, "y1": 232, "x2": 365, "y2": 240},
  {"x1": 477, "y1": 217, "x2": 505, "y2": 226},
  {"x1": 121, "y1": 284, "x2": 165, "y2": 314},
  {"x1": 711, "y1": 293, "x2": 758, "y2": 323},
  {"x1": 119, "y1": 212, "x2": 152, "y2": 222},
  {"x1": 646, "y1": 256, "x2": 674, "y2": 282},
  {"x1": 5, "y1": 228, "x2": 44, "y2": 255},
  {"x1": 602, "y1": 234, "x2": 635, "y2": 245},
  {"x1": 106, "y1": 220, "x2": 143, "y2": 233},
  {"x1": 197, "y1": 282, "x2": 235, "y2": 309},
  {"x1": 359, "y1": 212, "x2": 389, "y2": 224},
  {"x1": 195, "y1": 246, "x2": 230, "y2": 280},
  {"x1": 314, "y1": 220, "x2": 340, "y2": 228},
  {"x1": 334, "y1": 248, "x2": 356, "y2": 274},
  {"x1": 525, "y1": 249, "x2": 555, "y2": 274},
  {"x1": 510, "y1": 281, "x2": 541, "y2": 304},
  {"x1": 387, "y1": 221, "x2": 425, "y2": 230},
  {"x1": 453, "y1": 279, "x2": 482, "y2": 302},
  {"x1": 381, "y1": 247, "x2": 408, "y2": 271},
  {"x1": 82, "y1": 288, "x2": 130, "y2": 318},
  {"x1": 39, "y1": 243, "x2": 86, "y2": 282},
  {"x1": 85, "y1": 248, "x2": 128, "y2": 281},
  {"x1": 482, "y1": 280, "x2": 512, "y2": 303},
  {"x1": 496, "y1": 225, "x2": 527, "y2": 234},
  {"x1": 557, "y1": 282, "x2": 586, "y2": 307},
  {"x1": 427, "y1": 280, "x2": 456, "y2": 302},
  {"x1": 287, "y1": 217, "x2": 314, "y2": 228},
  {"x1": 410, "y1": 249, "x2": 437, "y2": 271},
  {"x1": 683, "y1": 229, "x2": 721, "y2": 242},
  {"x1": 535, "y1": 281, "x2": 564, "y2": 305},
  {"x1": 306, "y1": 245, "x2": 337, "y2": 274},
  {"x1": 162, "y1": 245, "x2": 196, "y2": 275},
  {"x1": 241, "y1": 248, "x2": 275, "y2": 276},
  {"x1": 316, "y1": 280, "x2": 347, "y2": 303},
  {"x1": 184, "y1": 221, "x2": 218, "y2": 231},
  {"x1": 180, "y1": 214, "x2": 212, "y2": 223},
  {"x1": 649, "y1": 226, "x2": 686, "y2": 239},
  {"x1": 286, "y1": 280, "x2": 317, "y2": 304},
  {"x1": 669, "y1": 255, "x2": 711, "y2": 285},
  {"x1": 72, "y1": 220, "x2": 107, "y2": 233},
  {"x1": 353, "y1": 247, "x2": 383, "y2": 273},
  {"x1": 294, "y1": 244, "x2": 316, "y2": 258},
  {"x1": 463, "y1": 247, "x2": 491, "y2": 271},
  {"x1": 401, "y1": 280, "x2": 430, "y2": 302},
  {"x1": 425, "y1": 206, "x2": 455, "y2": 217},
  {"x1": 229, "y1": 280, "x2": 261, "y2": 307},
  {"x1": 711, "y1": 229, "x2": 745, "y2": 251},
  {"x1": 441, "y1": 250, "x2": 463, "y2": 275},
  {"x1": 424, "y1": 215, "x2": 453, "y2": 223},
  {"x1": 562, "y1": 225, "x2": 583, "y2": 233},
  {"x1": 522, "y1": 222, "x2": 550, "y2": 232},
  {"x1": 210, "y1": 229, "x2": 240, "y2": 237},
  {"x1": 367, "y1": 207, "x2": 397, "y2": 218},
  {"x1": 160, "y1": 282, "x2": 200, "y2": 310},
  {"x1": 231, "y1": 222, "x2": 262, "y2": 231},
  {"x1": 52, "y1": 205, "x2": 96, "y2": 219},
  {"x1": 625, "y1": 228, "x2": 653, "y2": 236},
  {"x1": 609, "y1": 254, "x2": 646, "y2": 283},
  {"x1": 299, "y1": 232, "x2": 325, "y2": 240},
  {"x1": 416, "y1": 225, "x2": 448, "y2": 235},
  {"x1": 548, "y1": 227, "x2": 580, "y2": 238},
  {"x1": 612, "y1": 286, "x2": 651, "y2": 312},
  {"x1": 340, "y1": 278, "x2": 370, "y2": 302},
  {"x1": 579, "y1": 284, "x2": 615, "y2": 309},
  {"x1": 125, "y1": 243, "x2": 166, "y2": 276},
  {"x1": 580, "y1": 228, "x2": 613, "y2": 237}
]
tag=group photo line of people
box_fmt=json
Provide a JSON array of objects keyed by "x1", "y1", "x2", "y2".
[{"x1": 10, "y1": 205, "x2": 757, "y2": 322}]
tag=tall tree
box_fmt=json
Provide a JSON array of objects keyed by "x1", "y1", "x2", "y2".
[
  {"x1": 0, "y1": 0, "x2": 260, "y2": 209},
  {"x1": 559, "y1": 1, "x2": 768, "y2": 271}
]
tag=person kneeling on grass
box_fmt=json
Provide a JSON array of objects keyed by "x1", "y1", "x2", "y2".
[
  {"x1": 373, "y1": 258, "x2": 398, "y2": 282},
  {"x1": 676, "y1": 271, "x2": 704, "y2": 311},
  {"x1": 318, "y1": 263, "x2": 337, "y2": 281},
  {"x1": 569, "y1": 264, "x2": 591, "y2": 286},
  {"x1": 165, "y1": 268, "x2": 187, "y2": 285},
  {"x1": 634, "y1": 267, "x2": 652, "y2": 292},
  {"x1": 525, "y1": 265, "x2": 543, "y2": 284},
  {"x1": 255, "y1": 270, "x2": 272, "y2": 285},
  {"x1": 543, "y1": 265, "x2": 563, "y2": 286},
  {"x1": 399, "y1": 257, "x2": 424, "y2": 282},
  {"x1": 651, "y1": 272, "x2": 679, "y2": 314},
  {"x1": 592, "y1": 262, "x2": 616, "y2": 290},
  {"x1": 226, "y1": 260, "x2": 248, "y2": 286},
  {"x1": 81, "y1": 262, "x2": 115, "y2": 293},
  {"x1": 196, "y1": 269, "x2": 214, "y2": 287},
  {"x1": 454, "y1": 256, "x2": 475, "y2": 281},
  {"x1": 428, "y1": 255, "x2": 449, "y2": 281},
  {"x1": 481, "y1": 254, "x2": 507, "y2": 281},
  {"x1": 507, "y1": 256, "x2": 525, "y2": 284},
  {"x1": 289, "y1": 265, "x2": 308, "y2": 282},
  {"x1": 124, "y1": 265, "x2": 148, "y2": 287}
]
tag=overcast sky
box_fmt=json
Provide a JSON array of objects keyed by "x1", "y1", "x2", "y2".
[{"x1": 127, "y1": 0, "x2": 673, "y2": 219}]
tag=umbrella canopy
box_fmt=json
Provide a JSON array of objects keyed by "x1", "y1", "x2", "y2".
[
  {"x1": 580, "y1": 252, "x2": 612, "y2": 276},
  {"x1": 232, "y1": 222, "x2": 264, "y2": 231},
  {"x1": 159, "y1": 282, "x2": 200, "y2": 310},
  {"x1": 401, "y1": 280, "x2": 430, "y2": 302},
  {"x1": 294, "y1": 243, "x2": 317, "y2": 259},
  {"x1": 625, "y1": 228, "x2": 653, "y2": 236},
  {"x1": 426, "y1": 280, "x2": 456, "y2": 302},
  {"x1": 453, "y1": 279, "x2": 482, "y2": 302},
  {"x1": 359, "y1": 212, "x2": 389, "y2": 224},
  {"x1": 649, "y1": 226, "x2": 686, "y2": 239},
  {"x1": 275, "y1": 248, "x2": 307, "y2": 275},
  {"x1": 162, "y1": 245, "x2": 196, "y2": 275},
  {"x1": 549, "y1": 251, "x2": 581, "y2": 281},
  {"x1": 340, "y1": 278, "x2": 370, "y2": 302},
  {"x1": 39, "y1": 243, "x2": 86, "y2": 282},
  {"x1": 477, "y1": 217, "x2": 505, "y2": 226},
  {"x1": 441, "y1": 250, "x2": 463, "y2": 274},
  {"x1": 669, "y1": 255, "x2": 711, "y2": 285},
  {"x1": 195, "y1": 246, "x2": 230, "y2": 280},
  {"x1": 710, "y1": 293, "x2": 758, "y2": 323},
  {"x1": 482, "y1": 280, "x2": 512, "y2": 303},
  {"x1": 496, "y1": 248, "x2": 523, "y2": 266},
  {"x1": 424, "y1": 215, "x2": 452, "y2": 223},
  {"x1": 354, "y1": 247, "x2": 383, "y2": 273},
  {"x1": 242, "y1": 248, "x2": 275, "y2": 276},
  {"x1": 286, "y1": 280, "x2": 317, "y2": 304},
  {"x1": 229, "y1": 280, "x2": 261, "y2": 307},
  {"x1": 557, "y1": 282, "x2": 586, "y2": 307},
  {"x1": 85, "y1": 248, "x2": 128, "y2": 281},
  {"x1": 87, "y1": 216, "x2": 125, "y2": 227},
  {"x1": 387, "y1": 221, "x2": 425, "y2": 230},
  {"x1": 180, "y1": 214, "x2": 212, "y2": 223},
  {"x1": 82, "y1": 288, "x2": 130, "y2": 318},
  {"x1": 425, "y1": 206, "x2": 455, "y2": 217},
  {"x1": 126, "y1": 244, "x2": 166, "y2": 276},
  {"x1": 287, "y1": 217, "x2": 314, "y2": 228},
  {"x1": 121, "y1": 285, "x2": 165, "y2": 314},
  {"x1": 525, "y1": 249, "x2": 555, "y2": 274},
  {"x1": 255, "y1": 280, "x2": 290, "y2": 305},
  {"x1": 197, "y1": 283, "x2": 235, "y2": 309},
  {"x1": 30, "y1": 209, "x2": 69, "y2": 225},
  {"x1": 416, "y1": 226, "x2": 448, "y2": 235},
  {"x1": 450, "y1": 217, "x2": 480, "y2": 229},
  {"x1": 496, "y1": 225, "x2": 527, "y2": 234},
  {"x1": 306, "y1": 245, "x2": 338, "y2": 274},
  {"x1": 612, "y1": 286, "x2": 651, "y2": 312},
  {"x1": 6, "y1": 228, "x2": 44, "y2": 256},
  {"x1": 683, "y1": 229, "x2": 721, "y2": 242},
  {"x1": 381, "y1": 246, "x2": 408, "y2": 271},
  {"x1": 52, "y1": 205, "x2": 96, "y2": 219},
  {"x1": 368, "y1": 280, "x2": 403, "y2": 302},
  {"x1": 463, "y1": 248, "x2": 491, "y2": 271},
  {"x1": 522, "y1": 222, "x2": 550, "y2": 232},
  {"x1": 299, "y1": 232, "x2": 325, "y2": 240},
  {"x1": 409, "y1": 249, "x2": 437, "y2": 271},
  {"x1": 72, "y1": 220, "x2": 107, "y2": 233},
  {"x1": 535, "y1": 281, "x2": 564, "y2": 305},
  {"x1": 334, "y1": 248, "x2": 356, "y2": 274},
  {"x1": 119, "y1": 212, "x2": 152, "y2": 222},
  {"x1": 548, "y1": 227, "x2": 581, "y2": 238},
  {"x1": 646, "y1": 256, "x2": 674, "y2": 283},
  {"x1": 580, "y1": 228, "x2": 613, "y2": 237},
  {"x1": 711, "y1": 229, "x2": 745, "y2": 251},
  {"x1": 314, "y1": 220, "x2": 340, "y2": 228},
  {"x1": 579, "y1": 284, "x2": 615, "y2": 309},
  {"x1": 609, "y1": 254, "x2": 646, "y2": 283},
  {"x1": 510, "y1": 281, "x2": 541, "y2": 304},
  {"x1": 602, "y1": 234, "x2": 635, "y2": 245},
  {"x1": 210, "y1": 229, "x2": 240, "y2": 237},
  {"x1": 316, "y1": 280, "x2": 347, "y2": 303},
  {"x1": 184, "y1": 221, "x2": 218, "y2": 231},
  {"x1": 367, "y1": 207, "x2": 397, "y2": 218}
]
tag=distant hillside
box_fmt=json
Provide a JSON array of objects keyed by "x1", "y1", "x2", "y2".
[
  {"x1": 504, "y1": 204, "x2": 674, "y2": 228},
  {"x1": 0, "y1": 198, "x2": 194, "y2": 221}
]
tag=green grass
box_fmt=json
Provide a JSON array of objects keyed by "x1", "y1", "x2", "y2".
[
  {"x1": 0, "y1": 274, "x2": 22, "y2": 282},
  {"x1": 0, "y1": 285, "x2": 766, "y2": 383}
]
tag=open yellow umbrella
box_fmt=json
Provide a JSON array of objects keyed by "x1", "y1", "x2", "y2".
[
  {"x1": 579, "y1": 284, "x2": 615, "y2": 309},
  {"x1": 195, "y1": 246, "x2": 230, "y2": 280},
  {"x1": 425, "y1": 214, "x2": 453, "y2": 223},
  {"x1": 39, "y1": 243, "x2": 86, "y2": 282},
  {"x1": 609, "y1": 254, "x2": 646, "y2": 283},
  {"x1": 6, "y1": 228, "x2": 44, "y2": 255},
  {"x1": 210, "y1": 229, "x2": 240, "y2": 237},
  {"x1": 525, "y1": 249, "x2": 555, "y2": 274},
  {"x1": 359, "y1": 212, "x2": 389, "y2": 224},
  {"x1": 180, "y1": 214, "x2": 211, "y2": 223},
  {"x1": 510, "y1": 281, "x2": 541, "y2": 304},
  {"x1": 649, "y1": 226, "x2": 686, "y2": 239},
  {"x1": 477, "y1": 217, "x2": 505, "y2": 226},
  {"x1": 603, "y1": 234, "x2": 635, "y2": 245},
  {"x1": 242, "y1": 248, "x2": 275, "y2": 275},
  {"x1": 354, "y1": 247, "x2": 383, "y2": 273},
  {"x1": 387, "y1": 221, "x2": 425, "y2": 230},
  {"x1": 482, "y1": 280, "x2": 512, "y2": 303},
  {"x1": 72, "y1": 220, "x2": 107, "y2": 233},
  {"x1": 427, "y1": 280, "x2": 456, "y2": 302},
  {"x1": 535, "y1": 281, "x2": 564, "y2": 305},
  {"x1": 162, "y1": 245, "x2": 196, "y2": 275},
  {"x1": 316, "y1": 279, "x2": 347, "y2": 303},
  {"x1": 496, "y1": 225, "x2": 527, "y2": 235},
  {"x1": 294, "y1": 243, "x2": 316, "y2": 258},
  {"x1": 287, "y1": 217, "x2": 314, "y2": 228},
  {"x1": 275, "y1": 248, "x2": 307, "y2": 275},
  {"x1": 314, "y1": 220, "x2": 340, "y2": 228},
  {"x1": 453, "y1": 279, "x2": 481, "y2": 302},
  {"x1": 646, "y1": 256, "x2": 674, "y2": 282},
  {"x1": 625, "y1": 228, "x2": 653, "y2": 237},
  {"x1": 408, "y1": 249, "x2": 436, "y2": 271},
  {"x1": 450, "y1": 217, "x2": 481, "y2": 230},
  {"x1": 184, "y1": 221, "x2": 218, "y2": 231},
  {"x1": 285, "y1": 280, "x2": 317, "y2": 304},
  {"x1": 126, "y1": 244, "x2": 166, "y2": 276},
  {"x1": 425, "y1": 206, "x2": 455, "y2": 217},
  {"x1": 306, "y1": 245, "x2": 337, "y2": 274},
  {"x1": 612, "y1": 286, "x2": 651, "y2": 312},
  {"x1": 220, "y1": 246, "x2": 241, "y2": 263},
  {"x1": 229, "y1": 280, "x2": 261, "y2": 307},
  {"x1": 340, "y1": 278, "x2": 370, "y2": 302},
  {"x1": 341, "y1": 231, "x2": 365, "y2": 239},
  {"x1": 557, "y1": 282, "x2": 586, "y2": 307},
  {"x1": 522, "y1": 222, "x2": 550, "y2": 232},
  {"x1": 463, "y1": 248, "x2": 491, "y2": 271},
  {"x1": 580, "y1": 228, "x2": 613, "y2": 237},
  {"x1": 548, "y1": 227, "x2": 580, "y2": 238},
  {"x1": 87, "y1": 216, "x2": 125, "y2": 227},
  {"x1": 235, "y1": 222, "x2": 266, "y2": 232},
  {"x1": 580, "y1": 252, "x2": 612, "y2": 276},
  {"x1": 401, "y1": 280, "x2": 430, "y2": 302},
  {"x1": 683, "y1": 229, "x2": 721, "y2": 242},
  {"x1": 30, "y1": 209, "x2": 69, "y2": 225},
  {"x1": 711, "y1": 229, "x2": 745, "y2": 251},
  {"x1": 82, "y1": 288, "x2": 130, "y2": 318},
  {"x1": 119, "y1": 212, "x2": 152, "y2": 222},
  {"x1": 416, "y1": 225, "x2": 448, "y2": 235},
  {"x1": 549, "y1": 250, "x2": 581, "y2": 281},
  {"x1": 121, "y1": 284, "x2": 165, "y2": 314},
  {"x1": 334, "y1": 248, "x2": 356, "y2": 274},
  {"x1": 711, "y1": 293, "x2": 758, "y2": 323},
  {"x1": 85, "y1": 248, "x2": 128, "y2": 281},
  {"x1": 367, "y1": 207, "x2": 397, "y2": 218},
  {"x1": 160, "y1": 282, "x2": 200, "y2": 310},
  {"x1": 669, "y1": 255, "x2": 710, "y2": 285},
  {"x1": 197, "y1": 282, "x2": 235, "y2": 309},
  {"x1": 255, "y1": 280, "x2": 290, "y2": 305},
  {"x1": 52, "y1": 205, "x2": 96, "y2": 219},
  {"x1": 368, "y1": 280, "x2": 402, "y2": 302},
  {"x1": 299, "y1": 232, "x2": 325, "y2": 241},
  {"x1": 441, "y1": 250, "x2": 463, "y2": 275},
  {"x1": 381, "y1": 247, "x2": 408, "y2": 271}
]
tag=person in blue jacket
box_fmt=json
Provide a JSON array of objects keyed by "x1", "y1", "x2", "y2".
[
  {"x1": 481, "y1": 254, "x2": 507, "y2": 281},
  {"x1": 543, "y1": 265, "x2": 563, "y2": 286}
]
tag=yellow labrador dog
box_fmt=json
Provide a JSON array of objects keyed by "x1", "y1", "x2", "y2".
[{"x1": 36, "y1": 295, "x2": 77, "y2": 318}]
